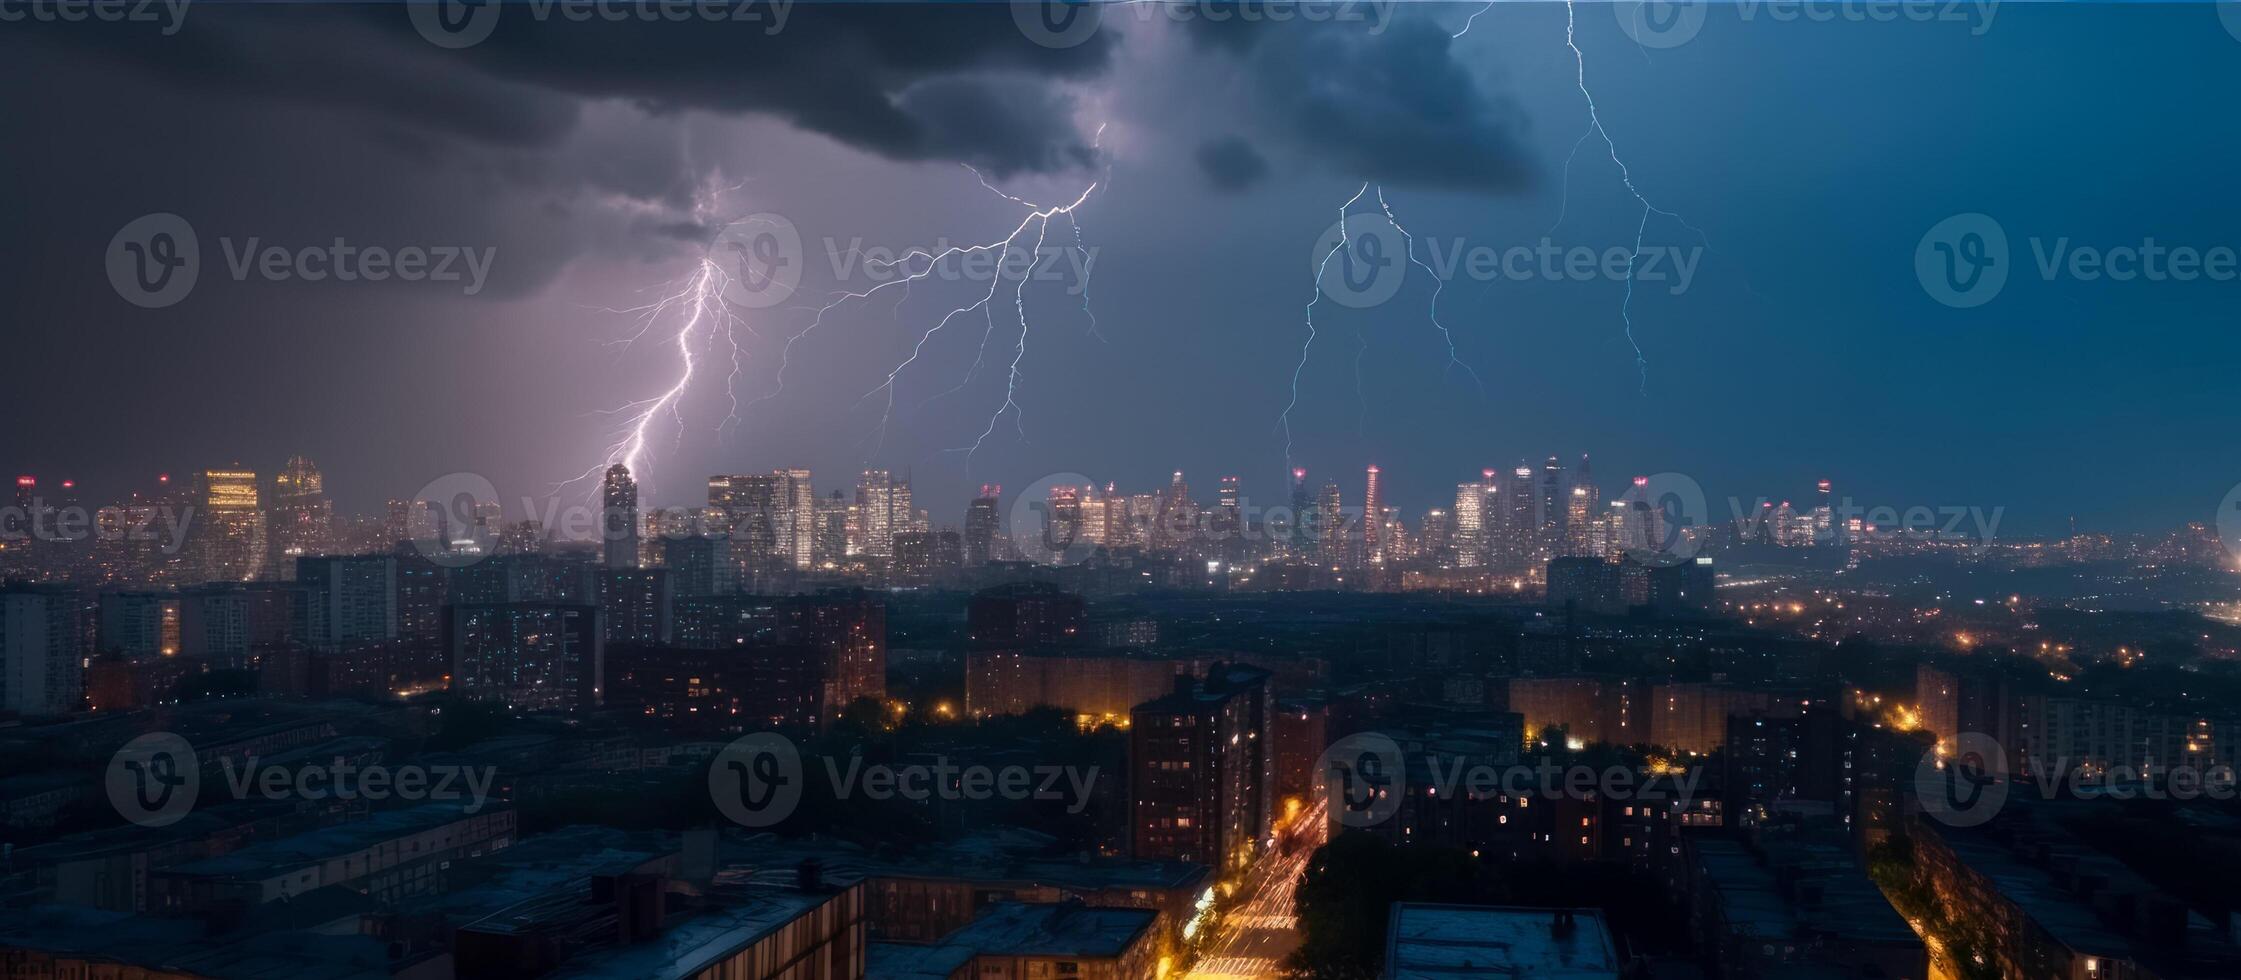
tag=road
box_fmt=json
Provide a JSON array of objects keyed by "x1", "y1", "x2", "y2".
[{"x1": 1184, "y1": 797, "x2": 1327, "y2": 979}]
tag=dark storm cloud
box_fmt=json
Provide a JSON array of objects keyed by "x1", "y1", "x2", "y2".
[
  {"x1": 1184, "y1": 14, "x2": 1533, "y2": 191},
  {"x1": 895, "y1": 78, "x2": 1099, "y2": 178},
  {"x1": 1195, "y1": 136, "x2": 1270, "y2": 192}
]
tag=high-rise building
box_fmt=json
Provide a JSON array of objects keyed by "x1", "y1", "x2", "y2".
[
  {"x1": 963, "y1": 485, "x2": 1000, "y2": 567},
  {"x1": 1316, "y1": 481, "x2": 1345, "y2": 564},
  {"x1": 1539, "y1": 455, "x2": 1568, "y2": 559},
  {"x1": 601, "y1": 464, "x2": 640, "y2": 569},
  {"x1": 192, "y1": 468, "x2": 266, "y2": 584},
  {"x1": 662, "y1": 533, "x2": 736, "y2": 597},
  {"x1": 1288, "y1": 468, "x2": 1313, "y2": 558},
  {"x1": 1566, "y1": 455, "x2": 1601, "y2": 557},
  {"x1": 1215, "y1": 476, "x2": 1243, "y2": 543},
  {"x1": 447, "y1": 602, "x2": 604, "y2": 713},
  {"x1": 296, "y1": 555, "x2": 398, "y2": 651},
  {"x1": 780, "y1": 468, "x2": 815, "y2": 570},
  {"x1": 0, "y1": 585, "x2": 83, "y2": 716},
  {"x1": 1153, "y1": 471, "x2": 1195, "y2": 552},
  {"x1": 1362, "y1": 465, "x2": 1385, "y2": 566},
  {"x1": 266, "y1": 456, "x2": 332, "y2": 581},
  {"x1": 1129, "y1": 664, "x2": 1274, "y2": 869},
  {"x1": 710, "y1": 473, "x2": 785, "y2": 577},
  {"x1": 98, "y1": 591, "x2": 178, "y2": 657},
  {"x1": 1452, "y1": 473, "x2": 1490, "y2": 569},
  {"x1": 594, "y1": 567, "x2": 672, "y2": 645},
  {"x1": 815, "y1": 490, "x2": 849, "y2": 567},
  {"x1": 854, "y1": 470, "x2": 908, "y2": 559}
]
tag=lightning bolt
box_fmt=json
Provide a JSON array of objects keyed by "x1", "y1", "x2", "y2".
[
  {"x1": 561, "y1": 184, "x2": 758, "y2": 500},
  {"x1": 762, "y1": 126, "x2": 1107, "y2": 461},
  {"x1": 1283, "y1": 182, "x2": 1487, "y2": 472},
  {"x1": 1556, "y1": 0, "x2": 1709, "y2": 394}
]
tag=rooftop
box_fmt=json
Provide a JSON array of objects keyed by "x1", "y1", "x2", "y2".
[{"x1": 1383, "y1": 904, "x2": 1621, "y2": 980}]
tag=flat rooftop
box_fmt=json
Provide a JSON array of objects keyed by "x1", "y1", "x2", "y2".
[{"x1": 1383, "y1": 904, "x2": 1620, "y2": 980}]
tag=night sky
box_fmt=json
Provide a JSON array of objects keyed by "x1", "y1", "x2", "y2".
[{"x1": 6, "y1": 2, "x2": 2240, "y2": 535}]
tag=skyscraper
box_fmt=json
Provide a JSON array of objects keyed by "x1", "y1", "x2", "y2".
[
  {"x1": 964, "y1": 484, "x2": 1001, "y2": 566},
  {"x1": 193, "y1": 468, "x2": 266, "y2": 584},
  {"x1": 1566, "y1": 455, "x2": 1601, "y2": 556},
  {"x1": 267, "y1": 455, "x2": 332, "y2": 580},
  {"x1": 1316, "y1": 481, "x2": 1345, "y2": 564},
  {"x1": 601, "y1": 463, "x2": 639, "y2": 569},
  {"x1": 0, "y1": 585, "x2": 82, "y2": 716},
  {"x1": 1362, "y1": 465, "x2": 1385, "y2": 565},
  {"x1": 1539, "y1": 455, "x2": 1568, "y2": 558},
  {"x1": 1289, "y1": 468, "x2": 1313, "y2": 558},
  {"x1": 780, "y1": 467, "x2": 815, "y2": 570},
  {"x1": 709, "y1": 473, "x2": 785, "y2": 577},
  {"x1": 854, "y1": 470, "x2": 907, "y2": 559}
]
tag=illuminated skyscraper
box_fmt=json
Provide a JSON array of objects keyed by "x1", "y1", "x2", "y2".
[
  {"x1": 193, "y1": 468, "x2": 265, "y2": 583},
  {"x1": 854, "y1": 470, "x2": 908, "y2": 559},
  {"x1": 601, "y1": 463, "x2": 639, "y2": 569},
  {"x1": 1078, "y1": 484, "x2": 1111, "y2": 548},
  {"x1": 1452, "y1": 475, "x2": 1489, "y2": 569},
  {"x1": 1215, "y1": 476, "x2": 1242, "y2": 542},
  {"x1": 964, "y1": 484, "x2": 1001, "y2": 566},
  {"x1": 709, "y1": 473, "x2": 785, "y2": 576},
  {"x1": 1289, "y1": 468, "x2": 1313, "y2": 557},
  {"x1": 267, "y1": 455, "x2": 331, "y2": 580},
  {"x1": 1566, "y1": 455, "x2": 1601, "y2": 556},
  {"x1": 780, "y1": 467, "x2": 815, "y2": 569},
  {"x1": 1538, "y1": 455, "x2": 1567, "y2": 558},
  {"x1": 1362, "y1": 465, "x2": 1385, "y2": 565},
  {"x1": 815, "y1": 490, "x2": 848, "y2": 566},
  {"x1": 1317, "y1": 481, "x2": 1345, "y2": 564},
  {"x1": 1153, "y1": 471, "x2": 1195, "y2": 552}
]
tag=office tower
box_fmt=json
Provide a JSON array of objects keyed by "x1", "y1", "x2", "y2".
[
  {"x1": 594, "y1": 567, "x2": 672, "y2": 644},
  {"x1": 296, "y1": 555, "x2": 398, "y2": 651},
  {"x1": 192, "y1": 468, "x2": 266, "y2": 584},
  {"x1": 962, "y1": 485, "x2": 996, "y2": 567},
  {"x1": 1, "y1": 476, "x2": 40, "y2": 580},
  {"x1": 1316, "y1": 481, "x2": 1345, "y2": 563},
  {"x1": 1362, "y1": 465, "x2": 1385, "y2": 565},
  {"x1": 662, "y1": 533, "x2": 736, "y2": 597},
  {"x1": 447, "y1": 602, "x2": 604, "y2": 713},
  {"x1": 1452, "y1": 474, "x2": 1489, "y2": 569},
  {"x1": 1289, "y1": 468, "x2": 1313, "y2": 558},
  {"x1": 709, "y1": 473, "x2": 785, "y2": 576},
  {"x1": 1129, "y1": 664, "x2": 1274, "y2": 869},
  {"x1": 815, "y1": 490, "x2": 849, "y2": 566},
  {"x1": 1539, "y1": 455, "x2": 1568, "y2": 558},
  {"x1": 601, "y1": 463, "x2": 640, "y2": 569},
  {"x1": 1125, "y1": 493, "x2": 1158, "y2": 550},
  {"x1": 0, "y1": 585, "x2": 83, "y2": 716},
  {"x1": 1078, "y1": 485, "x2": 1111, "y2": 549},
  {"x1": 1566, "y1": 455, "x2": 1601, "y2": 556},
  {"x1": 1215, "y1": 476, "x2": 1242, "y2": 541},
  {"x1": 854, "y1": 470, "x2": 906, "y2": 559},
  {"x1": 1153, "y1": 471, "x2": 1195, "y2": 552},
  {"x1": 1422, "y1": 508, "x2": 1453, "y2": 561},
  {"x1": 1813, "y1": 478, "x2": 1837, "y2": 546},
  {"x1": 778, "y1": 468, "x2": 815, "y2": 570},
  {"x1": 264, "y1": 456, "x2": 331, "y2": 580},
  {"x1": 382, "y1": 498, "x2": 414, "y2": 546}
]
